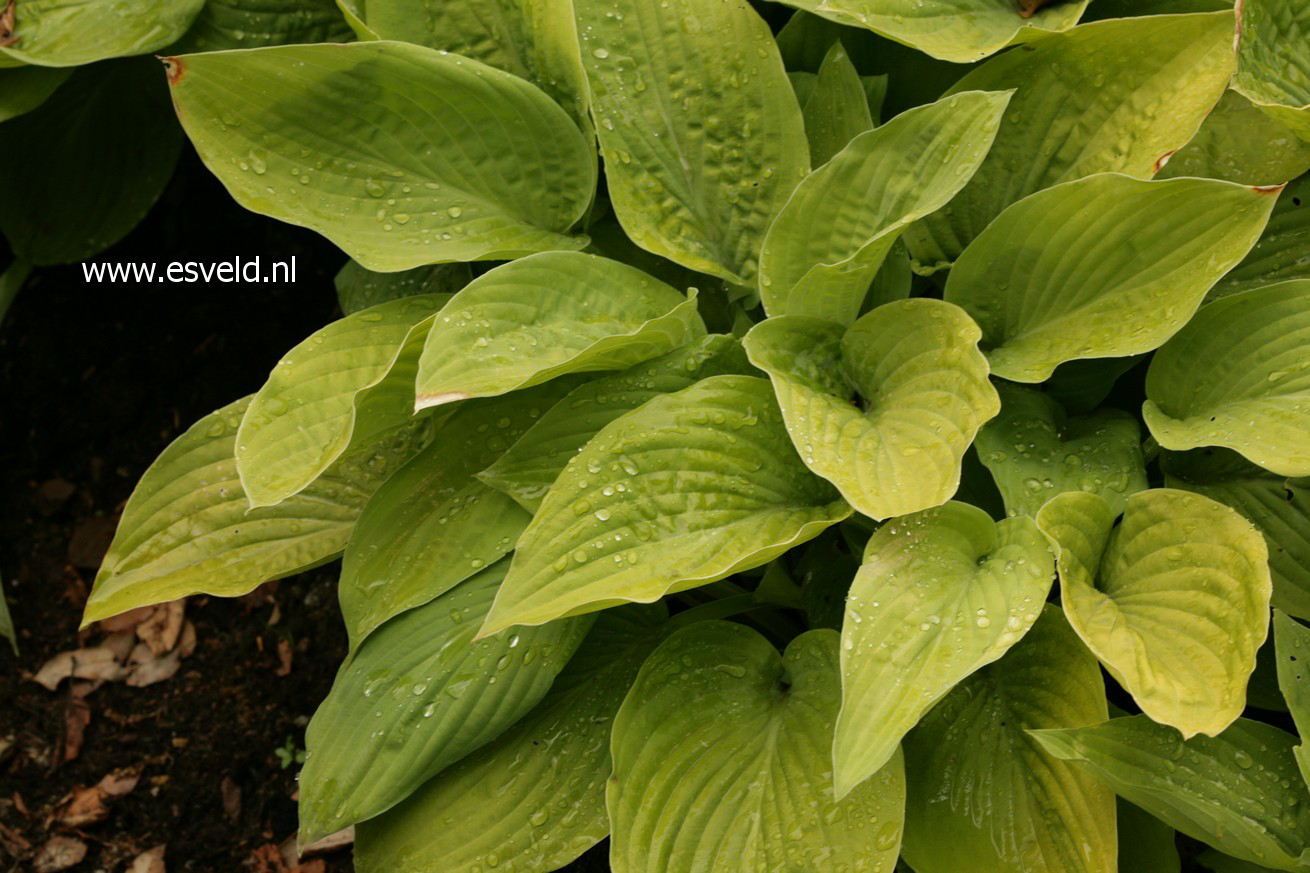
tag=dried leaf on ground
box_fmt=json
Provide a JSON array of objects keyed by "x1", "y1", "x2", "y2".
[
  {"x1": 33, "y1": 835, "x2": 86, "y2": 872},
  {"x1": 129, "y1": 844, "x2": 166, "y2": 873},
  {"x1": 32, "y1": 646, "x2": 127, "y2": 690},
  {"x1": 136, "y1": 600, "x2": 185, "y2": 655},
  {"x1": 275, "y1": 638, "x2": 292, "y2": 676},
  {"x1": 49, "y1": 765, "x2": 140, "y2": 827}
]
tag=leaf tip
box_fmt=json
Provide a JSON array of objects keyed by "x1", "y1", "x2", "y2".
[
  {"x1": 414, "y1": 391, "x2": 469, "y2": 412},
  {"x1": 1153, "y1": 148, "x2": 1180, "y2": 174},
  {"x1": 1252, "y1": 183, "x2": 1287, "y2": 196},
  {"x1": 161, "y1": 56, "x2": 186, "y2": 86}
]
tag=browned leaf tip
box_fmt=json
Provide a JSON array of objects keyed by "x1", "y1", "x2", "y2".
[
  {"x1": 161, "y1": 56, "x2": 185, "y2": 85},
  {"x1": 1019, "y1": 0, "x2": 1053, "y2": 18},
  {"x1": 1152, "y1": 148, "x2": 1180, "y2": 174},
  {"x1": 0, "y1": 0, "x2": 17, "y2": 48},
  {"x1": 1253, "y1": 183, "x2": 1288, "y2": 195}
]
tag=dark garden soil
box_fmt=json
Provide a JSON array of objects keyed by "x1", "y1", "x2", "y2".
[{"x1": 0, "y1": 149, "x2": 612, "y2": 872}]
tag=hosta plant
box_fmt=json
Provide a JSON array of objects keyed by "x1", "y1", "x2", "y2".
[{"x1": 54, "y1": 0, "x2": 1310, "y2": 870}]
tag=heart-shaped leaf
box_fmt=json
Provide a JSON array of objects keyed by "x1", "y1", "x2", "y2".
[
  {"x1": 414, "y1": 252, "x2": 704, "y2": 410},
  {"x1": 167, "y1": 41, "x2": 594, "y2": 270},
  {"x1": 743, "y1": 300, "x2": 998, "y2": 520},
  {"x1": 1157, "y1": 90, "x2": 1310, "y2": 186},
  {"x1": 0, "y1": 65, "x2": 70, "y2": 123},
  {"x1": 1213, "y1": 177, "x2": 1310, "y2": 299},
  {"x1": 299, "y1": 560, "x2": 592, "y2": 844},
  {"x1": 480, "y1": 375, "x2": 850, "y2": 634},
  {"x1": 835, "y1": 501, "x2": 1055, "y2": 796},
  {"x1": 1273, "y1": 611, "x2": 1310, "y2": 788},
  {"x1": 975, "y1": 382, "x2": 1148, "y2": 518},
  {"x1": 1164, "y1": 447, "x2": 1310, "y2": 620},
  {"x1": 173, "y1": 0, "x2": 353, "y2": 51},
  {"x1": 84, "y1": 398, "x2": 433, "y2": 626},
  {"x1": 904, "y1": 12, "x2": 1236, "y2": 267},
  {"x1": 901, "y1": 606, "x2": 1116, "y2": 873},
  {"x1": 355, "y1": 604, "x2": 671, "y2": 873},
  {"x1": 338, "y1": 380, "x2": 583, "y2": 649},
  {"x1": 1118, "y1": 798, "x2": 1181, "y2": 873},
  {"x1": 237, "y1": 295, "x2": 446, "y2": 509},
  {"x1": 1144, "y1": 280, "x2": 1310, "y2": 476},
  {"x1": 477, "y1": 335, "x2": 751, "y2": 512},
  {"x1": 1033, "y1": 716, "x2": 1310, "y2": 871},
  {"x1": 1232, "y1": 0, "x2": 1310, "y2": 142},
  {"x1": 609, "y1": 622, "x2": 906, "y2": 873},
  {"x1": 0, "y1": 0, "x2": 204, "y2": 65},
  {"x1": 573, "y1": 0, "x2": 808, "y2": 284},
  {"x1": 801, "y1": 41, "x2": 873, "y2": 167},
  {"x1": 1037, "y1": 489, "x2": 1272, "y2": 738},
  {"x1": 773, "y1": 0, "x2": 1089, "y2": 64},
  {"x1": 759, "y1": 90, "x2": 1010, "y2": 324},
  {"x1": 945, "y1": 174, "x2": 1276, "y2": 382}
]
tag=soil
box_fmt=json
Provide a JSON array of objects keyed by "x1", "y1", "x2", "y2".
[{"x1": 0, "y1": 148, "x2": 612, "y2": 872}]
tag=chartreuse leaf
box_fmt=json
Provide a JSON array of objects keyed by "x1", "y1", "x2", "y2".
[
  {"x1": 299, "y1": 560, "x2": 592, "y2": 844},
  {"x1": 758, "y1": 90, "x2": 1009, "y2": 324},
  {"x1": 355, "y1": 604, "x2": 670, "y2": 873},
  {"x1": 167, "y1": 41, "x2": 594, "y2": 271},
  {"x1": 0, "y1": 59, "x2": 182, "y2": 266},
  {"x1": 0, "y1": 0, "x2": 204, "y2": 66},
  {"x1": 743, "y1": 301, "x2": 998, "y2": 520},
  {"x1": 945, "y1": 174, "x2": 1275, "y2": 382},
  {"x1": 1044, "y1": 355, "x2": 1146, "y2": 416},
  {"x1": 902, "y1": 606, "x2": 1116, "y2": 873},
  {"x1": 334, "y1": 260, "x2": 469, "y2": 316},
  {"x1": 1118, "y1": 798, "x2": 1181, "y2": 873},
  {"x1": 351, "y1": 0, "x2": 591, "y2": 132},
  {"x1": 237, "y1": 296, "x2": 444, "y2": 509},
  {"x1": 609, "y1": 622, "x2": 906, "y2": 873},
  {"x1": 802, "y1": 42, "x2": 873, "y2": 167},
  {"x1": 1144, "y1": 281, "x2": 1310, "y2": 476},
  {"x1": 1037, "y1": 489, "x2": 1271, "y2": 738},
  {"x1": 0, "y1": 65, "x2": 70, "y2": 123},
  {"x1": 775, "y1": 0, "x2": 1088, "y2": 64},
  {"x1": 834, "y1": 502, "x2": 1054, "y2": 797},
  {"x1": 1032, "y1": 716, "x2": 1310, "y2": 871},
  {"x1": 1157, "y1": 91, "x2": 1310, "y2": 185},
  {"x1": 84, "y1": 398, "x2": 433, "y2": 627},
  {"x1": 1232, "y1": 0, "x2": 1310, "y2": 142},
  {"x1": 339, "y1": 380, "x2": 584, "y2": 649},
  {"x1": 173, "y1": 0, "x2": 352, "y2": 51},
  {"x1": 478, "y1": 335, "x2": 751, "y2": 512},
  {"x1": 480, "y1": 376, "x2": 850, "y2": 634},
  {"x1": 975, "y1": 382, "x2": 1148, "y2": 518},
  {"x1": 414, "y1": 253, "x2": 703, "y2": 410},
  {"x1": 573, "y1": 0, "x2": 808, "y2": 285},
  {"x1": 1213, "y1": 177, "x2": 1310, "y2": 299},
  {"x1": 904, "y1": 12, "x2": 1236, "y2": 268},
  {"x1": 0, "y1": 574, "x2": 15, "y2": 656},
  {"x1": 1164, "y1": 448, "x2": 1310, "y2": 620},
  {"x1": 1273, "y1": 611, "x2": 1310, "y2": 787}
]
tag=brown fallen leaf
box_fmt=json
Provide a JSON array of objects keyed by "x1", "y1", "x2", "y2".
[
  {"x1": 98, "y1": 605, "x2": 154, "y2": 634},
  {"x1": 33, "y1": 835, "x2": 87, "y2": 872},
  {"x1": 0, "y1": 821, "x2": 31, "y2": 855},
  {"x1": 49, "y1": 765, "x2": 141, "y2": 828},
  {"x1": 177, "y1": 620, "x2": 197, "y2": 657},
  {"x1": 275, "y1": 638, "x2": 293, "y2": 677},
  {"x1": 137, "y1": 600, "x2": 185, "y2": 656},
  {"x1": 129, "y1": 844, "x2": 167, "y2": 873},
  {"x1": 32, "y1": 646, "x2": 127, "y2": 691},
  {"x1": 281, "y1": 826, "x2": 354, "y2": 866},
  {"x1": 61, "y1": 686, "x2": 93, "y2": 764},
  {"x1": 124, "y1": 642, "x2": 181, "y2": 688}
]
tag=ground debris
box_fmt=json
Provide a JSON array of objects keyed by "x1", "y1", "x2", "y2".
[
  {"x1": 48, "y1": 765, "x2": 141, "y2": 828},
  {"x1": 32, "y1": 835, "x2": 87, "y2": 872},
  {"x1": 129, "y1": 844, "x2": 167, "y2": 873}
]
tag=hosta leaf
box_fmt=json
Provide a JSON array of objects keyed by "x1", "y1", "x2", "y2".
[
  {"x1": 1197, "y1": 849, "x2": 1287, "y2": 873},
  {"x1": 904, "y1": 12, "x2": 1236, "y2": 267},
  {"x1": 742, "y1": 301, "x2": 998, "y2": 520},
  {"x1": 173, "y1": 0, "x2": 353, "y2": 51},
  {"x1": 759, "y1": 90, "x2": 1009, "y2": 324},
  {"x1": 1232, "y1": 0, "x2": 1310, "y2": 142},
  {"x1": 0, "y1": 59, "x2": 182, "y2": 265},
  {"x1": 1118, "y1": 798, "x2": 1181, "y2": 873},
  {"x1": 902, "y1": 606, "x2": 1116, "y2": 873},
  {"x1": 334, "y1": 259, "x2": 469, "y2": 316},
  {"x1": 975, "y1": 382, "x2": 1148, "y2": 518},
  {"x1": 573, "y1": 0, "x2": 808, "y2": 284},
  {"x1": 1157, "y1": 91, "x2": 1310, "y2": 185},
  {"x1": 0, "y1": 574, "x2": 15, "y2": 656},
  {"x1": 299, "y1": 560, "x2": 591, "y2": 844},
  {"x1": 945, "y1": 174, "x2": 1275, "y2": 382},
  {"x1": 338, "y1": 381, "x2": 583, "y2": 649},
  {"x1": 1143, "y1": 280, "x2": 1310, "y2": 476},
  {"x1": 1032, "y1": 716, "x2": 1310, "y2": 871},
  {"x1": 237, "y1": 296, "x2": 445, "y2": 509},
  {"x1": 480, "y1": 375, "x2": 850, "y2": 634},
  {"x1": 0, "y1": 0, "x2": 204, "y2": 66},
  {"x1": 1036, "y1": 489, "x2": 1271, "y2": 738},
  {"x1": 0, "y1": 65, "x2": 70, "y2": 123},
  {"x1": 1044, "y1": 355, "x2": 1146, "y2": 416},
  {"x1": 414, "y1": 253, "x2": 703, "y2": 410},
  {"x1": 835, "y1": 502, "x2": 1054, "y2": 796},
  {"x1": 794, "y1": 0, "x2": 1087, "y2": 64},
  {"x1": 609, "y1": 622, "x2": 906, "y2": 873},
  {"x1": 84, "y1": 398, "x2": 432, "y2": 626},
  {"x1": 167, "y1": 41, "x2": 594, "y2": 271},
  {"x1": 352, "y1": 0, "x2": 590, "y2": 131},
  {"x1": 1212, "y1": 177, "x2": 1310, "y2": 299},
  {"x1": 801, "y1": 42, "x2": 873, "y2": 167},
  {"x1": 477, "y1": 335, "x2": 751, "y2": 512},
  {"x1": 355, "y1": 604, "x2": 670, "y2": 873},
  {"x1": 1273, "y1": 611, "x2": 1310, "y2": 787},
  {"x1": 1164, "y1": 448, "x2": 1310, "y2": 620}
]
